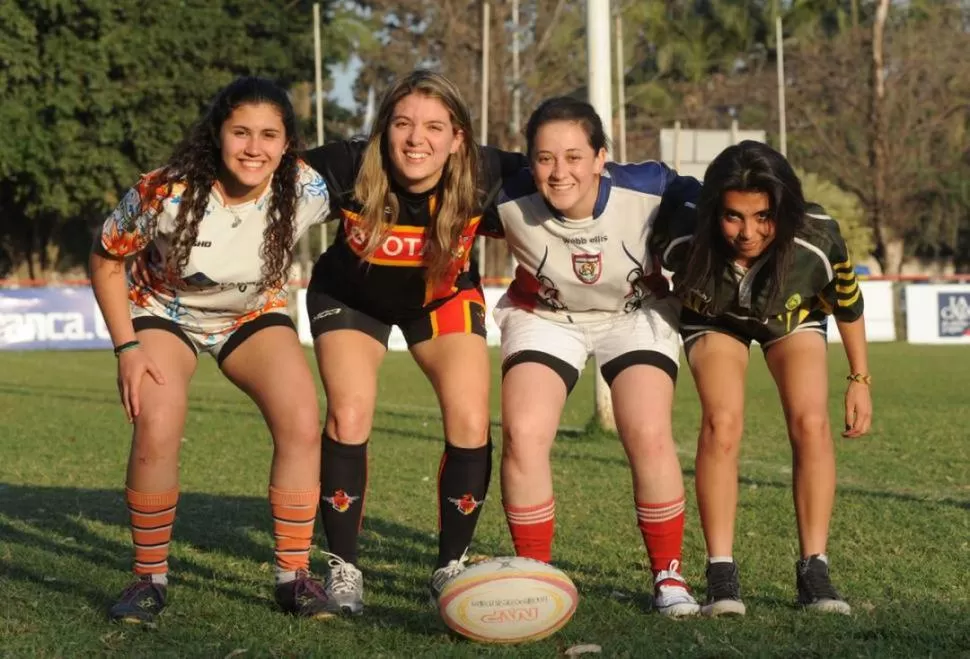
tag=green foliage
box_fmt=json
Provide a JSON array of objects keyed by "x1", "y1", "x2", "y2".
[
  {"x1": 0, "y1": 0, "x2": 375, "y2": 277},
  {"x1": 797, "y1": 168, "x2": 874, "y2": 262}
]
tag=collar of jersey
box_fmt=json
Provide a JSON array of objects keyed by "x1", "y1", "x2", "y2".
[
  {"x1": 546, "y1": 170, "x2": 612, "y2": 223},
  {"x1": 210, "y1": 176, "x2": 274, "y2": 210}
]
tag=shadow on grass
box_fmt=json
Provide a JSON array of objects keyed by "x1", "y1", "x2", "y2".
[{"x1": 0, "y1": 484, "x2": 481, "y2": 633}]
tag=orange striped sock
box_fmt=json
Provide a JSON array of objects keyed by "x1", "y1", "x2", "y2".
[
  {"x1": 635, "y1": 496, "x2": 686, "y2": 577},
  {"x1": 270, "y1": 485, "x2": 319, "y2": 583},
  {"x1": 504, "y1": 498, "x2": 556, "y2": 563},
  {"x1": 127, "y1": 487, "x2": 179, "y2": 584}
]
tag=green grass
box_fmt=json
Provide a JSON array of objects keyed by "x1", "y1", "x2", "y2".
[{"x1": 1, "y1": 344, "x2": 968, "y2": 658}]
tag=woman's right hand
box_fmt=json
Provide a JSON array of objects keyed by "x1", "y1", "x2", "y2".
[{"x1": 116, "y1": 348, "x2": 166, "y2": 423}]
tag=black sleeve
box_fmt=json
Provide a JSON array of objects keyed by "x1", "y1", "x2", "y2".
[
  {"x1": 302, "y1": 139, "x2": 366, "y2": 216},
  {"x1": 476, "y1": 146, "x2": 528, "y2": 238},
  {"x1": 649, "y1": 175, "x2": 700, "y2": 272}
]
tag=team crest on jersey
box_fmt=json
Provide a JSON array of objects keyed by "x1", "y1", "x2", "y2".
[
  {"x1": 785, "y1": 293, "x2": 802, "y2": 311},
  {"x1": 572, "y1": 252, "x2": 602, "y2": 285}
]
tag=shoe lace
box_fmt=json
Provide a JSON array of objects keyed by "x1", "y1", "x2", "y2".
[
  {"x1": 707, "y1": 563, "x2": 740, "y2": 600},
  {"x1": 324, "y1": 553, "x2": 362, "y2": 596},
  {"x1": 654, "y1": 559, "x2": 688, "y2": 588},
  {"x1": 119, "y1": 578, "x2": 158, "y2": 602},
  {"x1": 431, "y1": 550, "x2": 469, "y2": 593},
  {"x1": 799, "y1": 559, "x2": 839, "y2": 600}
]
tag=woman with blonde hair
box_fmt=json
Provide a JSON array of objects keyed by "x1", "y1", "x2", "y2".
[{"x1": 302, "y1": 70, "x2": 525, "y2": 614}]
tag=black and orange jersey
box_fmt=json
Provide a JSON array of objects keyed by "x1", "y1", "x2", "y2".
[{"x1": 303, "y1": 140, "x2": 527, "y2": 323}]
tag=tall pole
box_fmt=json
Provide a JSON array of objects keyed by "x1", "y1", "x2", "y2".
[
  {"x1": 587, "y1": 0, "x2": 616, "y2": 431},
  {"x1": 614, "y1": 9, "x2": 626, "y2": 163},
  {"x1": 313, "y1": 3, "x2": 328, "y2": 253},
  {"x1": 775, "y1": 13, "x2": 787, "y2": 157},
  {"x1": 477, "y1": 0, "x2": 490, "y2": 278},
  {"x1": 512, "y1": 0, "x2": 521, "y2": 142}
]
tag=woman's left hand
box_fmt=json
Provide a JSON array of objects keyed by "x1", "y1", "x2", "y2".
[{"x1": 842, "y1": 381, "x2": 872, "y2": 438}]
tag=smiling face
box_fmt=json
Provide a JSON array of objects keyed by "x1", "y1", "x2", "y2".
[
  {"x1": 719, "y1": 189, "x2": 777, "y2": 266},
  {"x1": 530, "y1": 120, "x2": 606, "y2": 220},
  {"x1": 386, "y1": 92, "x2": 464, "y2": 194},
  {"x1": 217, "y1": 102, "x2": 287, "y2": 204}
]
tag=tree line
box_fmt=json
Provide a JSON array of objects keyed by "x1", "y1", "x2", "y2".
[{"x1": 2, "y1": 0, "x2": 968, "y2": 280}]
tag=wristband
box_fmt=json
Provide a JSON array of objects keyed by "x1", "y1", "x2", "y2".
[
  {"x1": 846, "y1": 373, "x2": 871, "y2": 385},
  {"x1": 113, "y1": 340, "x2": 141, "y2": 357}
]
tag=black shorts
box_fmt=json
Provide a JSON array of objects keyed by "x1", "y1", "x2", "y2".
[
  {"x1": 132, "y1": 312, "x2": 296, "y2": 367},
  {"x1": 305, "y1": 287, "x2": 487, "y2": 348},
  {"x1": 680, "y1": 307, "x2": 828, "y2": 355}
]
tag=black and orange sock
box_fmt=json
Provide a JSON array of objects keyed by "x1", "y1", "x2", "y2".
[
  {"x1": 270, "y1": 485, "x2": 320, "y2": 584},
  {"x1": 437, "y1": 439, "x2": 492, "y2": 568},
  {"x1": 319, "y1": 433, "x2": 367, "y2": 565},
  {"x1": 127, "y1": 487, "x2": 179, "y2": 585}
]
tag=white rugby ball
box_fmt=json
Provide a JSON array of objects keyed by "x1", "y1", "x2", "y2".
[{"x1": 438, "y1": 556, "x2": 579, "y2": 644}]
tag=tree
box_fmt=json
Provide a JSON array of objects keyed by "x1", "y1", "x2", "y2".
[{"x1": 0, "y1": 0, "x2": 374, "y2": 279}]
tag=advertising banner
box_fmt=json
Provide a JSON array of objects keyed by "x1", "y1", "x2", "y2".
[
  {"x1": 905, "y1": 284, "x2": 970, "y2": 344},
  {"x1": 0, "y1": 287, "x2": 112, "y2": 351}
]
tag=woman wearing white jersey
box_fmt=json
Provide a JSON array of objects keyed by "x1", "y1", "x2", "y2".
[
  {"x1": 90, "y1": 77, "x2": 332, "y2": 623},
  {"x1": 481, "y1": 97, "x2": 702, "y2": 617}
]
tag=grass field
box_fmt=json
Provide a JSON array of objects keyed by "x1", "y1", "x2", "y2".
[{"x1": 1, "y1": 343, "x2": 968, "y2": 658}]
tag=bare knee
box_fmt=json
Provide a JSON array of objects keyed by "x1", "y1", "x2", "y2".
[
  {"x1": 787, "y1": 412, "x2": 831, "y2": 451},
  {"x1": 445, "y1": 408, "x2": 490, "y2": 449},
  {"x1": 326, "y1": 402, "x2": 374, "y2": 444},
  {"x1": 502, "y1": 417, "x2": 554, "y2": 466},
  {"x1": 698, "y1": 411, "x2": 743, "y2": 457},
  {"x1": 131, "y1": 410, "x2": 183, "y2": 465},
  {"x1": 271, "y1": 404, "x2": 321, "y2": 453},
  {"x1": 623, "y1": 424, "x2": 675, "y2": 462}
]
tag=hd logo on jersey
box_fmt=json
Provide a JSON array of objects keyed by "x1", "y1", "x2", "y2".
[{"x1": 572, "y1": 252, "x2": 602, "y2": 285}]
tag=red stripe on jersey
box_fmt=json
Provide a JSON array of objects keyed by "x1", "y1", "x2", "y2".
[
  {"x1": 506, "y1": 265, "x2": 540, "y2": 310},
  {"x1": 423, "y1": 216, "x2": 481, "y2": 304},
  {"x1": 342, "y1": 210, "x2": 427, "y2": 266}
]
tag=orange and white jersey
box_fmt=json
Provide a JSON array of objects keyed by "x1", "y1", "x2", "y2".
[{"x1": 99, "y1": 160, "x2": 329, "y2": 342}]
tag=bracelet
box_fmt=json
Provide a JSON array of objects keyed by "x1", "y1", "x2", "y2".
[
  {"x1": 846, "y1": 373, "x2": 871, "y2": 385},
  {"x1": 113, "y1": 340, "x2": 141, "y2": 357}
]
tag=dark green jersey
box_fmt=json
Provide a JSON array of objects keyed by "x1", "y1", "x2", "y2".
[{"x1": 650, "y1": 203, "x2": 864, "y2": 342}]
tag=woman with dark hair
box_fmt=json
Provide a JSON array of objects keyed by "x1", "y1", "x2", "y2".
[
  {"x1": 480, "y1": 96, "x2": 702, "y2": 617},
  {"x1": 91, "y1": 76, "x2": 332, "y2": 623},
  {"x1": 651, "y1": 140, "x2": 872, "y2": 617},
  {"x1": 301, "y1": 70, "x2": 526, "y2": 614}
]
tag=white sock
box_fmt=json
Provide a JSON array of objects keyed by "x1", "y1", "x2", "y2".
[
  {"x1": 276, "y1": 569, "x2": 298, "y2": 585},
  {"x1": 148, "y1": 573, "x2": 168, "y2": 586},
  {"x1": 708, "y1": 556, "x2": 734, "y2": 564}
]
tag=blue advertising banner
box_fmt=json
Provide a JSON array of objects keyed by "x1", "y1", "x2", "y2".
[
  {"x1": 938, "y1": 292, "x2": 970, "y2": 338},
  {"x1": 0, "y1": 287, "x2": 112, "y2": 351}
]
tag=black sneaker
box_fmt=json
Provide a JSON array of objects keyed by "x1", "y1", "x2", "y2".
[
  {"x1": 109, "y1": 576, "x2": 167, "y2": 624},
  {"x1": 275, "y1": 570, "x2": 333, "y2": 619},
  {"x1": 700, "y1": 561, "x2": 746, "y2": 617},
  {"x1": 796, "y1": 555, "x2": 851, "y2": 615}
]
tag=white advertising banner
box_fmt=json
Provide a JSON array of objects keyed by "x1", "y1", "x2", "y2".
[
  {"x1": 905, "y1": 284, "x2": 970, "y2": 344},
  {"x1": 826, "y1": 280, "x2": 896, "y2": 343},
  {"x1": 297, "y1": 287, "x2": 507, "y2": 350}
]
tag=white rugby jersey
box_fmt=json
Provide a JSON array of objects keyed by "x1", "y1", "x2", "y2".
[
  {"x1": 484, "y1": 161, "x2": 700, "y2": 321},
  {"x1": 100, "y1": 160, "x2": 330, "y2": 340}
]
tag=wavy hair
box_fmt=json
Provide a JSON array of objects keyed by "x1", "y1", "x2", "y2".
[
  {"x1": 675, "y1": 140, "x2": 807, "y2": 317},
  {"x1": 144, "y1": 76, "x2": 302, "y2": 291},
  {"x1": 353, "y1": 70, "x2": 479, "y2": 283}
]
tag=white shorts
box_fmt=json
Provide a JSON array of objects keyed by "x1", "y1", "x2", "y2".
[{"x1": 494, "y1": 297, "x2": 682, "y2": 391}]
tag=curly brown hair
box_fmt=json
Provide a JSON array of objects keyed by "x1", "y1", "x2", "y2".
[{"x1": 144, "y1": 76, "x2": 303, "y2": 292}]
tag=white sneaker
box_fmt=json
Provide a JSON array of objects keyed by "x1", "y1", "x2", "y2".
[
  {"x1": 429, "y1": 551, "x2": 469, "y2": 606},
  {"x1": 323, "y1": 553, "x2": 364, "y2": 615},
  {"x1": 653, "y1": 560, "x2": 700, "y2": 618}
]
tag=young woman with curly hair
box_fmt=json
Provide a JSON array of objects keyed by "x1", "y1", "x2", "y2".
[
  {"x1": 90, "y1": 76, "x2": 333, "y2": 623},
  {"x1": 301, "y1": 70, "x2": 526, "y2": 614}
]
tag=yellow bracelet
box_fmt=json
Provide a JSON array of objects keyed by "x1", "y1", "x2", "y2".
[{"x1": 846, "y1": 373, "x2": 872, "y2": 385}]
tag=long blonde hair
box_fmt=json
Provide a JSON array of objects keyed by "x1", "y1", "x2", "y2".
[{"x1": 353, "y1": 70, "x2": 479, "y2": 283}]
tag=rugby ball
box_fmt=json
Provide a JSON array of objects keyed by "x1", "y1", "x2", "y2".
[{"x1": 438, "y1": 556, "x2": 579, "y2": 644}]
